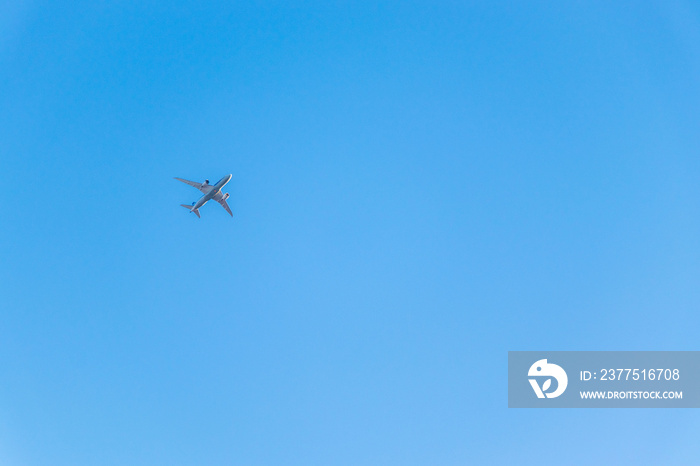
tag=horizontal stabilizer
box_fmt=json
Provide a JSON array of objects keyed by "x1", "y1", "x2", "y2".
[{"x1": 180, "y1": 204, "x2": 201, "y2": 218}]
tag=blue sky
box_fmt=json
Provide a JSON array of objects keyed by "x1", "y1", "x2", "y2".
[{"x1": 2, "y1": 1, "x2": 700, "y2": 464}]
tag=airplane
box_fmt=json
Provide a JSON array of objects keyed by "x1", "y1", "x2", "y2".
[{"x1": 175, "y1": 174, "x2": 233, "y2": 218}]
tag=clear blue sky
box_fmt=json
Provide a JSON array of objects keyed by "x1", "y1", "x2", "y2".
[{"x1": 2, "y1": 1, "x2": 700, "y2": 464}]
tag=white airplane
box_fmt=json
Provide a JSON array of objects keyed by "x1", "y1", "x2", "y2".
[{"x1": 175, "y1": 174, "x2": 233, "y2": 218}]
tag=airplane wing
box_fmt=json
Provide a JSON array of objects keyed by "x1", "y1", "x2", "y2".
[
  {"x1": 174, "y1": 177, "x2": 210, "y2": 193},
  {"x1": 217, "y1": 198, "x2": 233, "y2": 216}
]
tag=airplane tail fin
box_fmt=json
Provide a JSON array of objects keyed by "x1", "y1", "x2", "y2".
[{"x1": 180, "y1": 204, "x2": 201, "y2": 218}]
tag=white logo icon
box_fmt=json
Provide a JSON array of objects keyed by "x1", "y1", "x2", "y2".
[{"x1": 528, "y1": 359, "x2": 568, "y2": 398}]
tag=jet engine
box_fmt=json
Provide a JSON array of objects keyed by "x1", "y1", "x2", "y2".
[
  {"x1": 203, "y1": 179, "x2": 209, "y2": 186},
  {"x1": 223, "y1": 193, "x2": 230, "y2": 200}
]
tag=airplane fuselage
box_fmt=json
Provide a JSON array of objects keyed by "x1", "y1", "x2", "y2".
[{"x1": 192, "y1": 174, "x2": 232, "y2": 210}]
